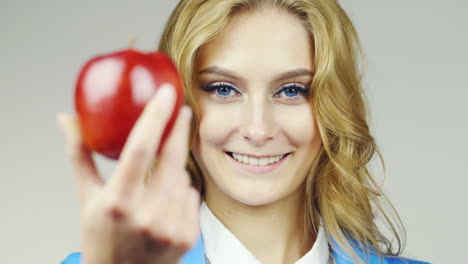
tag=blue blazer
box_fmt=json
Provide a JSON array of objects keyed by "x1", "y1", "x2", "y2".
[{"x1": 61, "y1": 235, "x2": 430, "y2": 264}]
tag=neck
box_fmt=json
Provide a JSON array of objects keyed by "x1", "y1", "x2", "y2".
[{"x1": 205, "y1": 183, "x2": 315, "y2": 264}]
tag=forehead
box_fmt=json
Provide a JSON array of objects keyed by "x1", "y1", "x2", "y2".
[{"x1": 197, "y1": 6, "x2": 313, "y2": 76}]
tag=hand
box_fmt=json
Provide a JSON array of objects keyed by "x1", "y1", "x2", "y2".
[{"x1": 58, "y1": 84, "x2": 200, "y2": 264}]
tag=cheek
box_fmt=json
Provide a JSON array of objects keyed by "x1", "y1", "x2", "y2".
[
  {"x1": 275, "y1": 105, "x2": 319, "y2": 147},
  {"x1": 198, "y1": 102, "x2": 239, "y2": 146}
]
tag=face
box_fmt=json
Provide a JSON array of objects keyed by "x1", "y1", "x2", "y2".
[{"x1": 192, "y1": 7, "x2": 322, "y2": 206}]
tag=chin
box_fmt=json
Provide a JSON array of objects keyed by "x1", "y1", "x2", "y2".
[
  {"x1": 227, "y1": 189, "x2": 286, "y2": 207},
  {"x1": 207, "y1": 168, "x2": 303, "y2": 208}
]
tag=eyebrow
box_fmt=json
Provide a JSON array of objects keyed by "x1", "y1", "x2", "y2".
[{"x1": 198, "y1": 66, "x2": 313, "y2": 85}]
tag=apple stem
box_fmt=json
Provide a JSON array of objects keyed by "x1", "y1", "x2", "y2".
[{"x1": 129, "y1": 37, "x2": 136, "y2": 49}]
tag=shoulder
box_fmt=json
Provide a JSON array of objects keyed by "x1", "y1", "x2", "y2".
[
  {"x1": 383, "y1": 256, "x2": 431, "y2": 264},
  {"x1": 331, "y1": 247, "x2": 431, "y2": 264},
  {"x1": 60, "y1": 252, "x2": 82, "y2": 264}
]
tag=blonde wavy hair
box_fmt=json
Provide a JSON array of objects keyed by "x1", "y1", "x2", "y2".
[{"x1": 158, "y1": 0, "x2": 405, "y2": 263}]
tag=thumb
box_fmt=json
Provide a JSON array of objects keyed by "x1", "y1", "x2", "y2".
[{"x1": 57, "y1": 112, "x2": 103, "y2": 199}]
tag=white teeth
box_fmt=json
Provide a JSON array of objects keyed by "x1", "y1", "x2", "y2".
[
  {"x1": 230, "y1": 153, "x2": 286, "y2": 166},
  {"x1": 250, "y1": 156, "x2": 259, "y2": 166}
]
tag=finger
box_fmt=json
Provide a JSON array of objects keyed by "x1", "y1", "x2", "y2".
[
  {"x1": 164, "y1": 186, "x2": 201, "y2": 255},
  {"x1": 181, "y1": 187, "x2": 201, "y2": 249},
  {"x1": 139, "y1": 184, "x2": 181, "y2": 243},
  {"x1": 149, "y1": 105, "x2": 192, "y2": 188},
  {"x1": 137, "y1": 179, "x2": 196, "y2": 252},
  {"x1": 110, "y1": 84, "x2": 176, "y2": 196},
  {"x1": 135, "y1": 182, "x2": 172, "y2": 242},
  {"x1": 57, "y1": 112, "x2": 102, "y2": 200}
]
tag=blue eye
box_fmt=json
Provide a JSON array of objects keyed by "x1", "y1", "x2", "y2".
[
  {"x1": 274, "y1": 83, "x2": 310, "y2": 99},
  {"x1": 217, "y1": 85, "x2": 232, "y2": 96},
  {"x1": 284, "y1": 87, "x2": 299, "y2": 97},
  {"x1": 200, "y1": 82, "x2": 241, "y2": 100}
]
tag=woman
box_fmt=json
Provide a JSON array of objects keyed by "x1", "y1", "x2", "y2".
[{"x1": 59, "y1": 0, "x2": 430, "y2": 263}]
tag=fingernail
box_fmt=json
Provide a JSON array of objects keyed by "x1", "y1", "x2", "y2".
[
  {"x1": 181, "y1": 105, "x2": 192, "y2": 120},
  {"x1": 56, "y1": 113, "x2": 66, "y2": 129},
  {"x1": 157, "y1": 83, "x2": 175, "y2": 106}
]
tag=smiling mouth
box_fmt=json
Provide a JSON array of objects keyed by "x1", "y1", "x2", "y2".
[{"x1": 225, "y1": 151, "x2": 291, "y2": 166}]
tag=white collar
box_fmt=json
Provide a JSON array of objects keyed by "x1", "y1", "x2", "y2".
[{"x1": 199, "y1": 201, "x2": 330, "y2": 264}]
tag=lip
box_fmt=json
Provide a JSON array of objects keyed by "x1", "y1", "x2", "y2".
[{"x1": 225, "y1": 151, "x2": 291, "y2": 174}]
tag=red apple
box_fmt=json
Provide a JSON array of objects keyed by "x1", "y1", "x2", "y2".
[{"x1": 75, "y1": 49, "x2": 184, "y2": 160}]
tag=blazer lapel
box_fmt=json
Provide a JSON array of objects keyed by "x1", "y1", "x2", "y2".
[{"x1": 332, "y1": 248, "x2": 388, "y2": 264}]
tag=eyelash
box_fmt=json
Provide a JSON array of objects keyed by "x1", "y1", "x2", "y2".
[{"x1": 200, "y1": 82, "x2": 310, "y2": 102}]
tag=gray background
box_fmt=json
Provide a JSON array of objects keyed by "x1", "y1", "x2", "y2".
[{"x1": 1, "y1": 0, "x2": 466, "y2": 263}]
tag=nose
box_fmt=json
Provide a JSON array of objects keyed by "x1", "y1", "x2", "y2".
[{"x1": 239, "y1": 96, "x2": 275, "y2": 146}]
